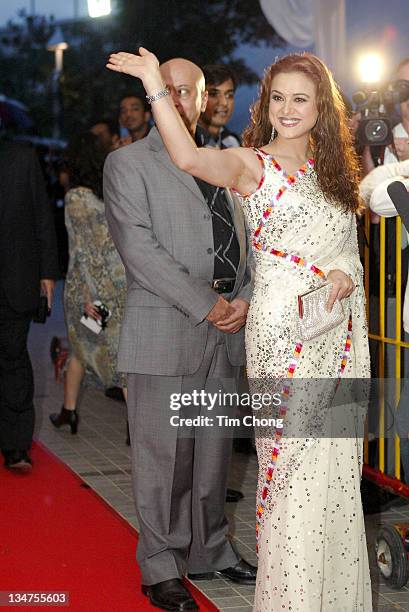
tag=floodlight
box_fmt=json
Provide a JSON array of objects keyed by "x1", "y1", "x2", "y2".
[
  {"x1": 88, "y1": 0, "x2": 111, "y2": 18},
  {"x1": 358, "y1": 53, "x2": 384, "y2": 84}
]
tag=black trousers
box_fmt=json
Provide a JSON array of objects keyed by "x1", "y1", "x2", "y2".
[{"x1": 0, "y1": 286, "x2": 34, "y2": 452}]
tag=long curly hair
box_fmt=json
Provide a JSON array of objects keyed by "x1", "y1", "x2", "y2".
[
  {"x1": 242, "y1": 53, "x2": 361, "y2": 214},
  {"x1": 64, "y1": 132, "x2": 107, "y2": 200}
]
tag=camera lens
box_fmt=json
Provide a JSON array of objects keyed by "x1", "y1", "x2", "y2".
[{"x1": 364, "y1": 119, "x2": 389, "y2": 143}]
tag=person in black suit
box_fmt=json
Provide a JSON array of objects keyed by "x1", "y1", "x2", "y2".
[{"x1": 0, "y1": 137, "x2": 59, "y2": 470}]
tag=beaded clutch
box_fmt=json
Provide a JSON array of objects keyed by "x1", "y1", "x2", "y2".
[{"x1": 298, "y1": 283, "x2": 345, "y2": 341}]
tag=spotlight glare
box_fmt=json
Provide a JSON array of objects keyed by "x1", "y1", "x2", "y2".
[
  {"x1": 358, "y1": 53, "x2": 384, "y2": 83},
  {"x1": 88, "y1": 0, "x2": 111, "y2": 18}
]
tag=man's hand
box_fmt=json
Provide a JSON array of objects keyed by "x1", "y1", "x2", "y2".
[
  {"x1": 40, "y1": 279, "x2": 55, "y2": 309},
  {"x1": 326, "y1": 270, "x2": 355, "y2": 313},
  {"x1": 206, "y1": 296, "x2": 235, "y2": 325},
  {"x1": 214, "y1": 298, "x2": 249, "y2": 334}
]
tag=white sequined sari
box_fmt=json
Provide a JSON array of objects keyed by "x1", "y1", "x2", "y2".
[{"x1": 239, "y1": 150, "x2": 372, "y2": 612}]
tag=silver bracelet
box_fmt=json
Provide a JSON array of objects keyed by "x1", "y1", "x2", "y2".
[{"x1": 146, "y1": 86, "x2": 170, "y2": 104}]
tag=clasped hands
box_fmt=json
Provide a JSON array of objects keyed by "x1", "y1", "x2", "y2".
[{"x1": 206, "y1": 296, "x2": 249, "y2": 334}]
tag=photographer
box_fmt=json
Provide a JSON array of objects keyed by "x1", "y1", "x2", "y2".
[
  {"x1": 353, "y1": 56, "x2": 409, "y2": 173},
  {"x1": 384, "y1": 57, "x2": 409, "y2": 164},
  {"x1": 358, "y1": 57, "x2": 409, "y2": 483},
  {"x1": 360, "y1": 159, "x2": 409, "y2": 483}
]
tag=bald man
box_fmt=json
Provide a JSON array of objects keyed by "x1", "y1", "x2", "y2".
[{"x1": 104, "y1": 58, "x2": 255, "y2": 610}]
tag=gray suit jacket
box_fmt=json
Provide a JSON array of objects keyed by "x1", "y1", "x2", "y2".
[{"x1": 103, "y1": 127, "x2": 252, "y2": 376}]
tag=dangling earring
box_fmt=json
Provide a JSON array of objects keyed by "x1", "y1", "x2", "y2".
[{"x1": 269, "y1": 126, "x2": 276, "y2": 142}]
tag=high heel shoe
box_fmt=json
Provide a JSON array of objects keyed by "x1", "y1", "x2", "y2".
[{"x1": 49, "y1": 407, "x2": 79, "y2": 434}]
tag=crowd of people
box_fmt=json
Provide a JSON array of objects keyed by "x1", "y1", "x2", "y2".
[{"x1": 2, "y1": 46, "x2": 409, "y2": 611}]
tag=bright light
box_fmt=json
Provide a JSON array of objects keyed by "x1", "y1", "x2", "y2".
[
  {"x1": 87, "y1": 0, "x2": 111, "y2": 18},
  {"x1": 357, "y1": 53, "x2": 384, "y2": 83}
]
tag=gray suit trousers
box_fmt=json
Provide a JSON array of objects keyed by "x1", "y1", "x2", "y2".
[{"x1": 127, "y1": 325, "x2": 241, "y2": 585}]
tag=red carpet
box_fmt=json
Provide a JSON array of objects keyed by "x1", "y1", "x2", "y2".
[{"x1": 0, "y1": 442, "x2": 218, "y2": 611}]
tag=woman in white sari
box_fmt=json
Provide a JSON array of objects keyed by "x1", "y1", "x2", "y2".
[{"x1": 107, "y1": 50, "x2": 372, "y2": 611}]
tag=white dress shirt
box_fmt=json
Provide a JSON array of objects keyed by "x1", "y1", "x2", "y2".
[{"x1": 360, "y1": 159, "x2": 409, "y2": 331}]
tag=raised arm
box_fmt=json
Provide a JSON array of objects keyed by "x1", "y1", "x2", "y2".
[{"x1": 106, "y1": 48, "x2": 260, "y2": 195}]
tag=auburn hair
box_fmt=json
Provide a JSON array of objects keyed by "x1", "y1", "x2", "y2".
[{"x1": 242, "y1": 53, "x2": 362, "y2": 214}]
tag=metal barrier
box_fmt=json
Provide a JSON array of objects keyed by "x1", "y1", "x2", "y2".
[{"x1": 363, "y1": 211, "x2": 409, "y2": 492}]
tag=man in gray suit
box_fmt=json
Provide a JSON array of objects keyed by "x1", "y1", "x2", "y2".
[{"x1": 104, "y1": 57, "x2": 255, "y2": 611}]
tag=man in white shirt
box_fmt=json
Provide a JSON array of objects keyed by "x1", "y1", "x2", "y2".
[
  {"x1": 360, "y1": 59, "x2": 409, "y2": 483},
  {"x1": 361, "y1": 160, "x2": 409, "y2": 328},
  {"x1": 360, "y1": 158, "x2": 409, "y2": 483}
]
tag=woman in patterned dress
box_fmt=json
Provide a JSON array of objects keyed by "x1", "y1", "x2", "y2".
[
  {"x1": 50, "y1": 133, "x2": 126, "y2": 434},
  {"x1": 107, "y1": 50, "x2": 372, "y2": 610}
]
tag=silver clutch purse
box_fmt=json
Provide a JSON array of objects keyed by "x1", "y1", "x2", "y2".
[{"x1": 298, "y1": 283, "x2": 345, "y2": 341}]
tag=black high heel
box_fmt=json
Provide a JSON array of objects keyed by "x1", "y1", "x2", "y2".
[{"x1": 49, "y1": 407, "x2": 79, "y2": 435}]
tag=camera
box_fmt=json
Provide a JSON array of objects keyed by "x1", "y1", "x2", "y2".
[
  {"x1": 353, "y1": 79, "x2": 409, "y2": 146},
  {"x1": 80, "y1": 300, "x2": 111, "y2": 335}
]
